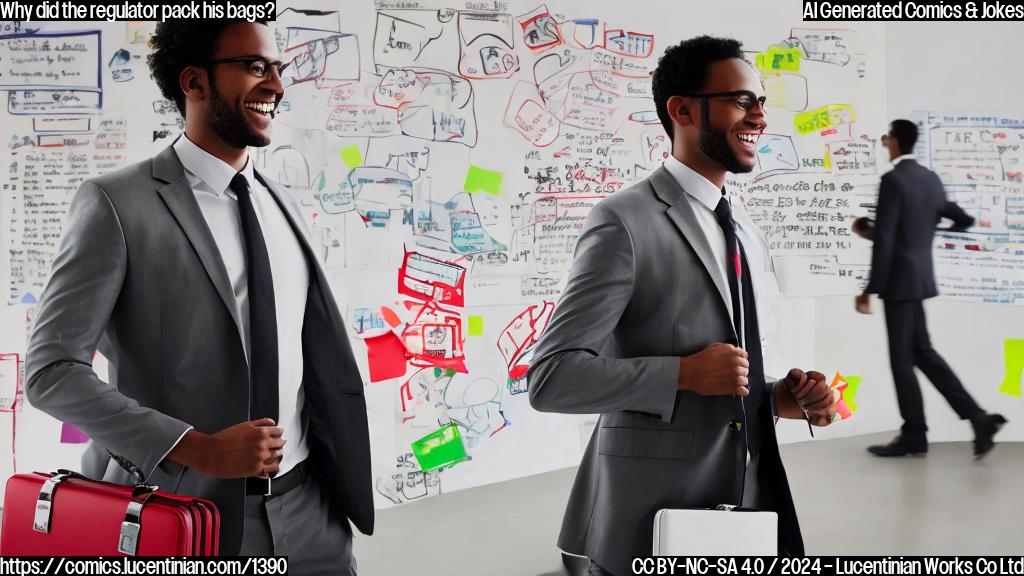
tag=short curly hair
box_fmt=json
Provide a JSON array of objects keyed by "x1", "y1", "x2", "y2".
[
  {"x1": 652, "y1": 36, "x2": 746, "y2": 141},
  {"x1": 147, "y1": 20, "x2": 268, "y2": 117},
  {"x1": 889, "y1": 119, "x2": 918, "y2": 154}
]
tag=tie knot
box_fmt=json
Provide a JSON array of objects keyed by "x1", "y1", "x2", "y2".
[
  {"x1": 714, "y1": 196, "x2": 733, "y2": 227},
  {"x1": 230, "y1": 173, "x2": 250, "y2": 198}
]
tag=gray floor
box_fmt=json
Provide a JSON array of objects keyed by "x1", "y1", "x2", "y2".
[{"x1": 354, "y1": 433, "x2": 1023, "y2": 575}]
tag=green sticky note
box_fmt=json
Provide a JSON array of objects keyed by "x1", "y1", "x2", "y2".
[
  {"x1": 468, "y1": 316, "x2": 484, "y2": 336},
  {"x1": 340, "y1": 145, "x2": 363, "y2": 169},
  {"x1": 998, "y1": 339, "x2": 1024, "y2": 397},
  {"x1": 844, "y1": 376, "x2": 862, "y2": 413},
  {"x1": 411, "y1": 423, "x2": 468, "y2": 472},
  {"x1": 464, "y1": 165, "x2": 502, "y2": 196}
]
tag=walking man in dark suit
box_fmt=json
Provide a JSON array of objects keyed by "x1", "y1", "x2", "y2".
[
  {"x1": 858, "y1": 119, "x2": 1006, "y2": 459},
  {"x1": 26, "y1": 20, "x2": 372, "y2": 572},
  {"x1": 529, "y1": 36, "x2": 837, "y2": 576}
]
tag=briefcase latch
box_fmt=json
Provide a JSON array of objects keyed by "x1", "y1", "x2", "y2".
[
  {"x1": 118, "y1": 519, "x2": 142, "y2": 556},
  {"x1": 118, "y1": 486, "x2": 158, "y2": 556},
  {"x1": 33, "y1": 470, "x2": 77, "y2": 533}
]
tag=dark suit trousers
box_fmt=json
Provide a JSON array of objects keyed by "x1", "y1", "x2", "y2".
[
  {"x1": 239, "y1": 470, "x2": 356, "y2": 575},
  {"x1": 883, "y1": 300, "x2": 984, "y2": 440}
]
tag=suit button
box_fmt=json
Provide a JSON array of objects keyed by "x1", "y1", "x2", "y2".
[{"x1": 728, "y1": 420, "x2": 743, "y2": 431}]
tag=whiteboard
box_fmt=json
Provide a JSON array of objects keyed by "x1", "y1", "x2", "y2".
[{"x1": 1, "y1": 1, "x2": 925, "y2": 510}]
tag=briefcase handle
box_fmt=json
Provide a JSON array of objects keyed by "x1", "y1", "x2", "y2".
[{"x1": 31, "y1": 469, "x2": 160, "y2": 556}]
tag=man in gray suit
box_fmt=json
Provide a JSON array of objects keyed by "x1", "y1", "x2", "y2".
[
  {"x1": 26, "y1": 20, "x2": 371, "y2": 572},
  {"x1": 857, "y1": 119, "x2": 1006, "y2": 459},
  {"x1": 529, "y1": 36, "x2": 837, "y2": 575}
]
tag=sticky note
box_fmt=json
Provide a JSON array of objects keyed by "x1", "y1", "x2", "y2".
[
  {"x1": 757, "y1": 47, "x2": 801, "y2": 73},
  {"x1": 411, "y1": 423, "x2": 468, "y2": 471},
  {"x1": 844, "y1": 376, "x2": 861, "y2": 413},
  {"x1": 365, "y1": 331, "x2": 408, "y2": 383},
  {"x1": 830, "y1": 372, "x2": 858, "y2": 421},
  {"x1": 340, "y1": 145, "x2": 363, "y2": 169},
  {"x1": 793, "y1": 104, "x2": 855, "y2": 135},
  {"x1": 468, "y1": 316, "x2": 484, "y2": 336},
  {"x1": 60, "y1": 423, "x2": 89, "y2": 444},
  {"x1": 464, "y1": 165, "x2": 502, "y2": 196},
  {"x1": 998, "y1": 339, "x2": 1024, "y2": 397}
]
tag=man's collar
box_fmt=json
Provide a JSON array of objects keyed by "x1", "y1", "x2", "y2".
[
  {"x1": 173, "y1": 135, "x2": 254, "y2": 195},
  {"x1": 663, "y1": 154, "x2": 729, "y2": 211},
  {"x1": 891, "y1": 153, "x2": 915, "y2": 166}
]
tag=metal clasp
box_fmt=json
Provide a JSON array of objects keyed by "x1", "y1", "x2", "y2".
[
  {"x1": 33, "y1": 471, "x2": 76, "y2": 533},
  {"x1": 263, "y1": 476, "x2": 273, "y2": 497},
  {"x1": 118, "y1": 484, "x2": 158, "y2": 556},
  {"x1": 118, "y1": 519, "x2": 142, "y2": 555}
]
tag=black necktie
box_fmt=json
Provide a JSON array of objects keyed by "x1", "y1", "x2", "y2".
[
  {"x1": 230, "y1": 173, "x2": 279, "y2": 424},
  {"x1": 715, "y1": 195, "x2": 770, "y2": 503},
  {"x1": 714, "y1": 196, "x2": 744, "y2": 347}
]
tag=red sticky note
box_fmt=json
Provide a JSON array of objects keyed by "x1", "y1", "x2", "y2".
[
  {"x1": 60, "y1": 423, "x2": 89, "y2": 444},
  {"x1": 365, "y1": 332, "x2": 408, "y2": 382}
]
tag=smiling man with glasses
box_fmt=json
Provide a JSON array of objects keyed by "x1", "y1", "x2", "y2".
[
  {"x1": 529, "y1": 36, "x2": 834, "y2": 575},
  {"x1": 25, "y1": 20, "x2": 372, "y2": 572}
]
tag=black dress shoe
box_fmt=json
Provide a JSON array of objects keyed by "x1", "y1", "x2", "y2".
[
  {"x1": 971, "y1": 413, "x2": 1008, "y2": 460},
  {"x1": 867, "y1": 436, "x2": 928, "y2": 457}
]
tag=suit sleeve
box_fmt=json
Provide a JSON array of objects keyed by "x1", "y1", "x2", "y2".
[
  {"x1": 527, "y1": 202, "x2": 679, "y2": 422},
  {"x1": 25, "y1": 181, "x2": 192, "y2": 481},
  {"x1": 864, "y1": 174, "x2": 903, "y2": 295},
  {"x1": 940, "y1": 200, "x2": 975, "y2": 231}
]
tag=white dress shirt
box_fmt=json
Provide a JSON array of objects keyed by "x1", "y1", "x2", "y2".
[
  {"x1": 171, "y1": 135, "x2": 310, "y2": 476},
  {"x1": 662, "y1": 155, "x2": 779, "y2": 426},
  {"x1": 891, "y1": 153, "x2": 914, "y2": 166},
  {"x1": 663, "y1": 155, "x2": 765, "y2": 342}
]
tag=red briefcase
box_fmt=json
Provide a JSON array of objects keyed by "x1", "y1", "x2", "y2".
[{"x1": 1, "y1": 470, "x2": 219, "y2": 556}]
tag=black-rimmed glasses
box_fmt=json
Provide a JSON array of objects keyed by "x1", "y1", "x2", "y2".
[
  {"x1": 686, "y1": 90, "x2": 767, "y2": 111},
  {"x1": 206, "y1": 56, "x2": 290, "y2": 79}
]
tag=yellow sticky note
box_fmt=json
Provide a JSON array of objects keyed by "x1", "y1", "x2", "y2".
[
  {"x1": 468, "y1": 316, "x2": 484, "y2": 337},
  {"x1": 340, "y1": 145, "x2": 363, "y2": 169},
  {"x1": 464, "y1": 165, "x2": 502, "y2": 196},
  {"x1": 844, "y1": 376, "x2": 861, "y2": 413},
  {"x1": 998, "y1": 339, "x2": 1024, "y2": 397},
  {"x1": 794, "y1": 106, "x2": 831, "y2": 135},
  {"x1": 793, "y1": 104, "x2": 855, "y2": 135},
  {"x1": 758, "y1": 47, "x2": 801, "y2": 73}
]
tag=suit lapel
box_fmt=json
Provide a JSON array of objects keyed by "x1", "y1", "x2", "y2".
[
  {"x1": 650, "y1": 166, "x2": 733, "y2": 325},
  {"x1": 257, "y1": 170, "x2": 341, "y2": 387},
  {"x1": 152, "y1": 145, "x2": 246, "y2": 357},
  {"x1": 256, "y1": 171, "x2": 322, "y2": 265}
]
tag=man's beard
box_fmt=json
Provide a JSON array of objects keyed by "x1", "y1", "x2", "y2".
[
  {"x1": 697, "y1": 101, "x2": 750, "y2": 174},
  {"x1": 206, "y1": 73, "x2": 270, "y2": 149}
]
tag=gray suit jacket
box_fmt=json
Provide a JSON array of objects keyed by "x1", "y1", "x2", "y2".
[
  {"x1": 25, "y1": 144, "x2": 373, "y2": 555},
  {"x1": 528, "y1": 167, "x2": 802, "y2": 574}
]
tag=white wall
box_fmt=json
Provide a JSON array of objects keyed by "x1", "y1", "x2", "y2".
[
  {"x1": 358, "y1": 20, "x2": 1024, "y2": 570},
  {"x1": 810, "y1": 22, "x2": 1024, "y2": 445},
  {"x1": 2, "y1": 11, "x2": 1019, "y2": 570}
]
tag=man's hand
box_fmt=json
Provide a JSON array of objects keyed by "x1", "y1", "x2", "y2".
[
  {"x1": 783, "y1": 369, "x2": 837, "y2": 427},
  {"x1": 167, "y1": 418, "x2": 286, "y2": 478},
  {"x1": 854, "y1": 293, "x2": 871, "y2": 314},
  {"x1": 678, "y1": 343, "x2": 750, "y2": 397},
  {"x1": 852, "y1": 216, "x2": 874, "y2": 241}
]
